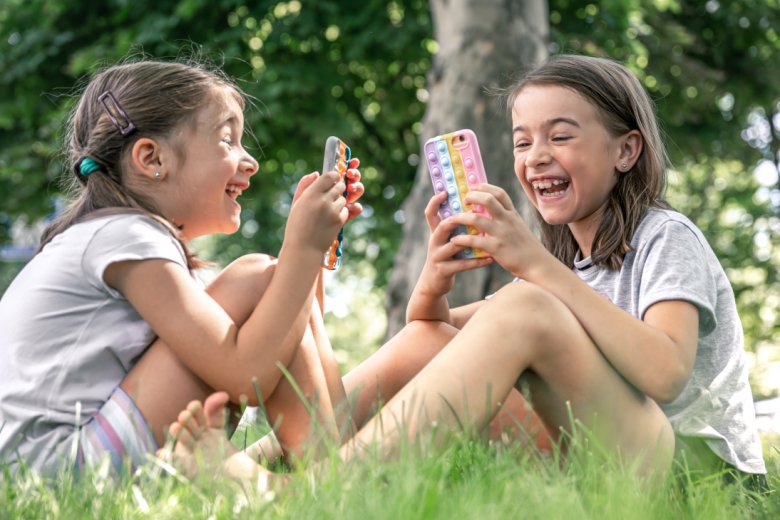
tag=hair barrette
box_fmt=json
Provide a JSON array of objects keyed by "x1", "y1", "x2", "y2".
[{"x1": 98, "y1": 91, "x2": 136, "y2": 136}]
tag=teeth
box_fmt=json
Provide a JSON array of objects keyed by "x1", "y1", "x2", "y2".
[
  {"x1": 531, "y1": 179, "x2": 567, "y2": 190},
  {"x1": 226, "y1": 186, "x2": 243, "y2": 197}
]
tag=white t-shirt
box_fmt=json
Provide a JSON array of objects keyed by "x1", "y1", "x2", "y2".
[
  {"x1": 573, "y1": 208, "x2": 766, "y2": 474},
  {"x1": 0, "y1": 214, "x2": 187, "y2": 476}
]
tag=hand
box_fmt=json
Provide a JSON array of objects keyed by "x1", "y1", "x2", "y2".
[
  {"x1": 285, "y1": 169, "x2": 349, "y2": 257},
  {"x1": 309, "y1": 157, "x2": 364, "y2": 222},
  {"x1": 447, "y1": 184, "x2": 549, "y2": 279},
  {"x1": 344, "y1": 157, "x2": 364, "y2": 222},
  {"x1": 415, "y1": 192, "x2": 493, "y2": 298}
]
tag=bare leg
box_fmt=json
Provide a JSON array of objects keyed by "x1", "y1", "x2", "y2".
[
  {"x1": 121, "y1": 254, "x2": 344, "y2": 456},
  {"x1": 260, "y1": 311, "x2": 343, "y2": 461},
  {"x1": 161, "y1": 283, "x2": 671, "y2": 481},
  {"x1": 342, "y1": 319, "x2": 554, "y2": 450},
  {"x1": 339, "y1": 283, "x2": 674, "y2": 476}
]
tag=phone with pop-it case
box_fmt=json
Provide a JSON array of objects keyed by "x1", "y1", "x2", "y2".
[
  {"x1": 424, "y1": 129, "x2": 489, "y2": 259},
  {"x1": 321, "y1": 136, "x2": 351, "y2": 270}
]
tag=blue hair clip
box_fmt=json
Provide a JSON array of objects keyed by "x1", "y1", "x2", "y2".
[{"x1": 79, "y1": 157, "x2": 103, "y2": 177}]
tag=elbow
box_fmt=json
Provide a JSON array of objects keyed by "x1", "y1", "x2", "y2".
[
  {"x1": 650, "y1": 384, "x2": 683, "y2": 405},
  {"x1": 647, "y1": 365, "x2": 691, "y2": 404}
]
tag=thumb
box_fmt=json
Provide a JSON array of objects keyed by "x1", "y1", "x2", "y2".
[{"x1": 293, "y1": 171, "x2": 319, "y2": 203}]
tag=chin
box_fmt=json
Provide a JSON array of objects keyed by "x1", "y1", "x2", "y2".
[
  {"x1": 538, "y1": 213, "x2": 569, "y2": 226},
  {"x1": 228, "y1": 219, "x2": 242, "y2": 234}
]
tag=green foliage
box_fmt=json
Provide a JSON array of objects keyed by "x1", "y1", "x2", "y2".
[
  {"x1": 0, "y1": 0, "x2": 432, "y2": 286},
  {"x1": 1, "y1": 1, "x2": 779, "y2": 387}
]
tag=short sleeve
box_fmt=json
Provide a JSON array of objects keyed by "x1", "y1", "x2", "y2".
[
  {"x1": 636, "y1": 220, "x2": 718, "y2": 335},
  {"x1": 82, "y1": 215, "x2": 188, "y2": 298}
]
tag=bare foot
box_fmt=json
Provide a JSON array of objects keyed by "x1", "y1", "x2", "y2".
[{"x1": 158, "y1": 392, "x2": 286, "y2": 492}]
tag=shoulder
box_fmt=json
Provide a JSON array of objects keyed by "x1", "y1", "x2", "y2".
[
  {"x1": 632, "y1": 208, "x2": 709, "y2": 252},
  {"x1": 88, "y1": 213, "x2": 174, "y2": 237},
  {"x1": 83, "y1": 212, "x2": 186, "y2": 265}
]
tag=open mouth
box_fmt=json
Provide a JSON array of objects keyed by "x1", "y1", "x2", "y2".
[
  {"x1": 531, "y1": 179, "x2": 570, "y2": 197},
  {"x1": 226, "y1": 184, "x2": 244, "y2": 200}
]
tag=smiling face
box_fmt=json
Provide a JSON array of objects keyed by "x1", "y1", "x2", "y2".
[
  {"x1": 511, "y1": 84, "x2": 631, "y2": 251},
  {"x1": 160, "y1": 86, "x2": 259, "y2": 240}
]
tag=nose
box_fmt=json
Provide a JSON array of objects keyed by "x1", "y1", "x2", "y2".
[
  {"x1": 241, "y1": 150, "x2": 259, "y2": 177},
  {"x1": 524, "y1": 142, "x2": 552, "y2": 169}
]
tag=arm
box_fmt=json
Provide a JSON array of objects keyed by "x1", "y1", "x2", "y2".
[
  {"x1": 526, "y1": 262, "x2": 698, "y2": 403},
  {"x1": 106, "y1": 170, "x2": 348, "y2": 405},
  {"x1": 315, "y1": 156, "x2": 364, "y2": 319},
  {"x1": 406, "y1": 192, "x2": 492, "y2": 325},
  {"x1": 452, "y1": 185, "x2": 698, "y2": 403}
]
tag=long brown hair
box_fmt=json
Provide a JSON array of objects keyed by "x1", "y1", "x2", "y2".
[
  {"x1": 38, "y1": 59, "x2": 246, "y2": 269},
  {"x1": 506, "y1": 54, "x2": 671, "y2": 270}
]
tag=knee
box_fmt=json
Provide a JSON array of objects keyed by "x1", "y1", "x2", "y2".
[
  {"x1": 401, "y1": 319, "x2": 455, "y2": 339},
  {"x1": 213, "y1": 253, "x2": 276, "y2": 292},
  {"x1": 225, "y1": 253, "x2": 277, "y2": 278},
  {"x1": 207, "y1": 254, "x2": 278, "y2": 323},
  {"x1": 480, "y1": 282, "x2": 565, "y2": 344}
]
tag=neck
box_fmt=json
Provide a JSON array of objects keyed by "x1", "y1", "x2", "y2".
[{"x1": 568, "y1": 212, "x2": 605, "y2": 259}]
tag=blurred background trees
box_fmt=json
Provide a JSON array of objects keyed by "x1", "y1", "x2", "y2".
[{"x1": 1, "y1": 0, "x2": 778, "y2": 394}]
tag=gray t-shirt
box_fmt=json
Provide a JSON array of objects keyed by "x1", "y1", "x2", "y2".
[
  {"x1": 573, "y1": 208, "x2": 765, "y2": 474},
  {"x1": 0, "y1": 214, "x2": 186, "y2": 476}
]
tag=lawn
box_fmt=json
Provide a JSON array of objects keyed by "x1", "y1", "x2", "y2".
[{"x1": 2, "y1": 426, "x2": 778, "y2": 519}]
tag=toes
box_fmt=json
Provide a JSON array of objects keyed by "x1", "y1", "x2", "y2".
[
  {"x1": 203, "y1": 391, "x2": 230, "y2": 430},
  {"x1": 184, "y1": 401, "x2": 207, "y2": 436}
]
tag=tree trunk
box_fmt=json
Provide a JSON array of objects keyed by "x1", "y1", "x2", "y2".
[{"x1": 384, "y1": 0, "x2": 549, "y2": 338}]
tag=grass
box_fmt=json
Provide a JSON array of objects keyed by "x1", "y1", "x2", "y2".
[{"x1": 2, "y1": 424, "x2": 778, "y2": 519}]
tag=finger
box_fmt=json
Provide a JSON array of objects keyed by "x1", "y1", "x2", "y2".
[
  {"x1": 293, "y1": 171, "x2": 320, "y2": 203},
  {"x1": 346, "y1": 168, "x2": 361, "y2": 183},
  {"x1": 435, "y1": 241, "x2": 471, "y2": 263},
  {"x1": 313, "y1": 169, "x2": 342, "y2": 191},
  {"x1": 339, "y1": 204, "x2": 350, "y2": 225},
  {"x1": 468, "y1": 184, "x2": 514, "y2": 211},
  {"x1": 424, "y1": 192, "x2": 448, "y2": 231},
  {"x1": 346, "y1": 202, "x2": 363, "y2": 221},
  {"x1": 435, "y1": 214, "x2": 476, "y2": 237},
  {"x1": 447, "y1": 255, "x2": 494, "y2": 273},
  {"x1": 348, "y1": 157, "x2": 360, "y2": 169},
  {"x1": 433, "y1": 252, "x2": 493, "y2": 276},
  {"x1": 330, "y1": 181, "x2": 348, "y2": 201},
  {"x1": 346, "y1": 181, "x2": 364, "y2": 203},
  {"x1": 447, "y1": 211, "x2": 492, "y2": 232}
]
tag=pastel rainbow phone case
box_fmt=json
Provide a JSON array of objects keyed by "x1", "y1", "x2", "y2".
[
  {"x1": 322, "y1": 136, "x2": 351, "y2": 270},
  {"x1": 424, "y1": 129, "x2": 489, "y2": 259}
]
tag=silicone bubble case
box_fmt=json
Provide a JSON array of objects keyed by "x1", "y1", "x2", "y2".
[
  {"x1": 322, "y1": 136, "x2": 351, "y2": 270},
  {"x1": 424, "y1": 129, "x2": 489, "y2": 259}
]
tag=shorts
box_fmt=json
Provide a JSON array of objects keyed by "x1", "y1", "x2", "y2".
[{"x1": 77, "y1": 386, "x2": 157, "y2": 475}]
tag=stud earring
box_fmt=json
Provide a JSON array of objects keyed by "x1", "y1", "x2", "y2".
[
  {"x1": 154, "y1": 171, "x2": 162, "y2": 180},
  {"x1": 620, "y1": 163, "x2": 628, "y2": 171}
]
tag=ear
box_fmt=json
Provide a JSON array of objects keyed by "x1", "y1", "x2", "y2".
[
  {"x1": 616, "y1": 130, "x2": 643, "y2": 173},
  {"x1": 129, "y1": 137, "x2": 168, "y2": 181}
]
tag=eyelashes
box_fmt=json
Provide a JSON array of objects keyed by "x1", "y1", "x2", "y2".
[{"x1": 513, "y1": 135, "x2": 572, "y2": 149}]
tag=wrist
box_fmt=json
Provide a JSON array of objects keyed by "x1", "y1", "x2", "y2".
[{"x1": 277, "y1": 242, "x2": 324, "y2": 272}]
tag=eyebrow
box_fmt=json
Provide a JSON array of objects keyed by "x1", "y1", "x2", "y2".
[
  {"x1": 512, "y1": 117, "x2": 581, "y2": 134},
  {"x1": 217, "y1": 115, "x2": 238, "y2": 128},
  {"x1": 214, "y1": 115, "x2": 241, "y2": 132}
]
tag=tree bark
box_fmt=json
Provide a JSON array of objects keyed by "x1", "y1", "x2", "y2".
[{"x1": 384, "y1": 0, "x2": 549, "y2": 338}]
